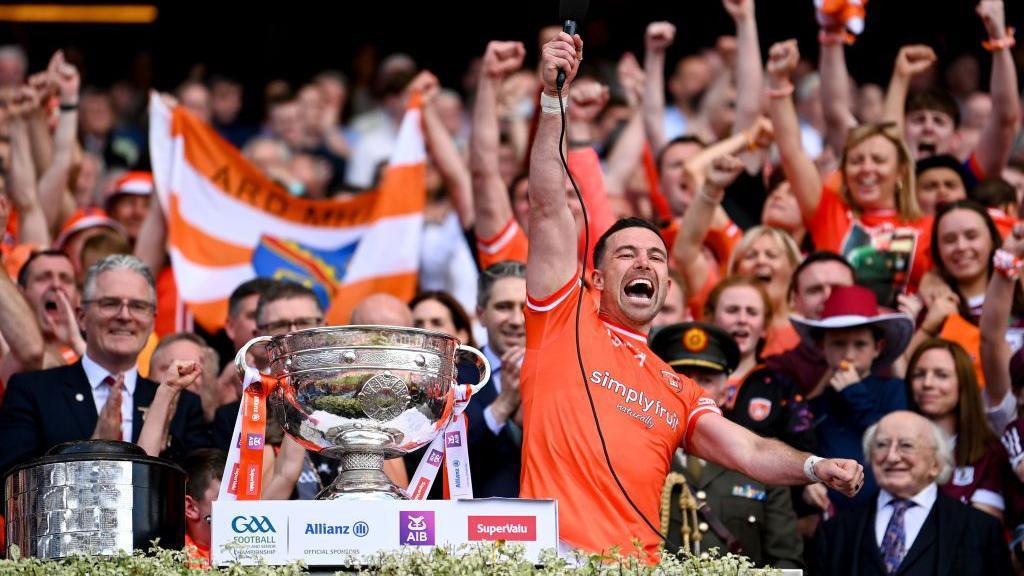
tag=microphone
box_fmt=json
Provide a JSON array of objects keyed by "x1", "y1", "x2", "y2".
[{"x1": 556, "y1": 0, "x2": 589, "y2": 91}]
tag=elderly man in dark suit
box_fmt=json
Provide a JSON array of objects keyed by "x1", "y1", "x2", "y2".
[
  {"x1": 815, "y1": 410, "x2": 1011, "y2": 576},
  {"x1": 0, "y1": 254, "x2": 210, "y2": 474}
]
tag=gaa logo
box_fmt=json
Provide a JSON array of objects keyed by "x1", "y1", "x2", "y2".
[{"x1": 231, "y1": 515, "x2": 276, "y2": 533}]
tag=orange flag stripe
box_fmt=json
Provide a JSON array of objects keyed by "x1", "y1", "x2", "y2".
[
  {"x1": 167, "y1": 194, "x2": 253, "y2": 266},
  {"x1": 170, "y1": 108, "x2": 424, "y2": 225},
  {"x1": 187, "y1": 298, "x2": 230, "y2": 333},
  {"x1": 325, "y1": 272, "x2": 419, "y2": 326}
]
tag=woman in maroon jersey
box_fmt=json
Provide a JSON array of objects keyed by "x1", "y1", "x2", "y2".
[{"x1": 906, "y1": 338, "x2": 1009, "y2": 521}]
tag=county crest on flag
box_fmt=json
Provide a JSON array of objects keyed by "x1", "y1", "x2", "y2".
[{"x1": 148, "y1": 93, "x2": 426, "y2": 331}]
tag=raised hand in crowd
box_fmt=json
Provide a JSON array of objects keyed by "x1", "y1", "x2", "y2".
[
  {"x1": 566, "y1": 78, "x2": 608, "y2": 145},
  {"x1": 766, "y1": 39, "x2": 799, "y2": 88},
  {"x1": 483, "y1": 41, "x2": 527, "y2": 79},
  {"x1": 48, "y1": 287, "x2": 85, "y2": 357},
  {"x1": 471, "y1": 40, "x2": 527, "y2": 244},
  {"x1": 37, "y1": 50, "x2": 80, "y2": 236},
  {"x1": 642, "y1": 21, "x2": 675, "y2": 152},
  {"x1": 883, "y1": 45, "x2": 937, "y2": 130},
  {"x1": 138, "y1": 360, "x2": 201, "y2": 456}
]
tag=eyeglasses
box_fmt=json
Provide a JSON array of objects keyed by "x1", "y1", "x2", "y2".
[
  {"x1": 82, "y1": 297, "x2": 156, "y2": 318},
  {"x1": 870, "y1": 440, "x2": 925, "y2": 456},
  {"x1": 257, "y1": 317, "x2": 323, "y2": 334}
]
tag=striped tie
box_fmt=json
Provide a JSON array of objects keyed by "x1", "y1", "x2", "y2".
[{"x1": 880, "y1": 498, "x2": 914, "y2": 574}]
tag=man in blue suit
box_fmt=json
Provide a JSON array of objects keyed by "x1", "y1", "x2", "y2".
[
  {"x1": 463, "y1": 260, "x2": 527, "y2": 497},
  {"x1": 0, "y1": 255, "x2": 210, "y2": 474}
]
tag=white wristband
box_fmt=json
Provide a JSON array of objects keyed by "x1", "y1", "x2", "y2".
[
  {"x1": 540, "y1": 92, "x2": 567, "y2": 115},
  {"x1": 804, "y1": 455, "x2": 825, "y2": 483}
]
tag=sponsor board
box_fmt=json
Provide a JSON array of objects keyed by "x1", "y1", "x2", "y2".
[
  {"x1": 212, "y1": 499, "x2": 556, "y2": 566},
  {"x1": 467, "y1": 515, "x2": 537, "y2": 541}
]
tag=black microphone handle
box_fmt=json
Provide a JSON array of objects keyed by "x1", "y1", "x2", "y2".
[{"x1": 555, "y1": 19, "x2": 578, "y2": 91}]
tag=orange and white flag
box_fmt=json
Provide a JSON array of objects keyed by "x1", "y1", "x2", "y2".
[{"x1": 148, "y1": 93, "x2": 426, "y2": 331}]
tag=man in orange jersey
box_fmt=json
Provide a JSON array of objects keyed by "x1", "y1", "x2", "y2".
[{"x1": 519, "y1": 32, "x2": 865, "y2": 558}]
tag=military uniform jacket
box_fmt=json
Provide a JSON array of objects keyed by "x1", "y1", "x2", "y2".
[
  {"x1": 725, "y1": 365, "x2": 815, "y2": 453},
  {"x1": 667, "y1": 451, "x2": 804, "y2": 569}
]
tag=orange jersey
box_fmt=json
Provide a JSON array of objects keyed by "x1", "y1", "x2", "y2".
[
  {"x1": 476, "y1": 217, "x2": 529, "y2": 270},
  {"x1": 806, "y1": 187, "x2": 933, "y2": 305},
  {"x1": 519, "y1": 278, "x2": 721, "y2": 557},
  {"x1": 660, "y1": 216, "x2": 741, "y2": 278}
]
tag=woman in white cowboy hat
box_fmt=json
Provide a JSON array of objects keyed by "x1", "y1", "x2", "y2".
[{"x1": 792, "y1": 284, "x2": 914, "y2": 511}]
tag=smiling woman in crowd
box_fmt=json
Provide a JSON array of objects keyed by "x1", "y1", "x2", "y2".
[
  {"x1": 906, "y1": 338, "x2": 1008, "y2": 521},
  {"x1": 768, "y1": 40, "x2": 933, "y2": 311}
]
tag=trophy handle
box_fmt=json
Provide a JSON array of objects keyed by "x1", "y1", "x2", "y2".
[
  {"x1": 235, "y1": 335, "x2": 273, "y2": 378},
  {"x1": 456, "y1": 345, "x2": 491, "y2": 395}
]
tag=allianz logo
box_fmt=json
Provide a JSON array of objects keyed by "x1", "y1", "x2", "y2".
[
  {"x1": 305, "y1": 521, "x2": 370, "y2": 537},
  {"x1": 231, "y1": 515, "x2": 276, "y2": 534}
]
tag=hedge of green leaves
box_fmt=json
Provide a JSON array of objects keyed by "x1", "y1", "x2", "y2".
[{"x1": 0, "y1": 542, "x2": 781, "y2": 575}]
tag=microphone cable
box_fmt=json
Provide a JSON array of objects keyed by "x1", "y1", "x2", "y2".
[{"x1": 555, "y1": 82, "x2": 679, "y2": 554}]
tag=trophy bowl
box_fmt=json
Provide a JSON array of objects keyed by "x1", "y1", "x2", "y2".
[{"x1": 235, "y1": 325, "x2": 489, "y2": 500}]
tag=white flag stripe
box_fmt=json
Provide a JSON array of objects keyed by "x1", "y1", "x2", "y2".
[
  {"x1": 167, "y1": 249, "x2": 256, "y2": 301},
  {"x1": 170, "y1": 153, "x2": 370, "y2": 249},
  {"x1": 344, "y1": 213, "x2": 425, "y2": 283},
  {"x1": 389, "y1": 108, "x2": 426, "y2": 166}
]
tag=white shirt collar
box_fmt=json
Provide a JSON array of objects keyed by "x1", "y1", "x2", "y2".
[
  {"x1": 482, "y1": 345, "x2": 502, "y2": 373},
  {"x1": 877, "y1": 483, "x2": 938, "y2": 513},
  {"x1": 81, "y1": 353, "x2": 138, "y2": 396}
]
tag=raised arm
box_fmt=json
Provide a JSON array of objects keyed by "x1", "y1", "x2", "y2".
[
  {"x1": 603, "y1": 53, "x2": 647, "y2": 197},
  {"x1": 642, "y1": 22, "x2": 675, "y2": 154},
  {"x1": 138, "y1": 361, "x2": 200, "y2": 457},
  {"x1": 973, "y1": 0, "x2": 1020, "y2": 177},
  {"x1": 526, "y1": 32, "x2": 584, "y2": 300},
  {"x1": 25, "y1": 73, "x2": 54, "y2": 176},
  {"x1": 882, "y1": 45, "x2": 938, "y2": 131},
  {"x1": 470, "y1": 41, "x2": 526, "y2": 240},
  {"x1": 766, "y1": 40, "x2": 822, "y2": 223},
  {"x1": 37, "y1": 51, "x2": 80, "y2": 236},
  {"x1": 979, "y1": 224, "x2": 1024, "y2": 412},
  {"x1": 818, "y1": 37, "x2": 857, "y2": 155},
  {"x1": 6, "y1": 93, "x2": 50, "y2": 248},
  {"x1": 413, "y1": 71, "x2": 474, "y2": 227},
  {"x1": 0, "y1": 267, "x2": 44, "y2": 371},
  {"x1": 673, "y1": 155, "x2": 744, "y2": 302},
  {"x1": 133, "y1": 189, "x2": 168, "y2": 276},
  {"x1": 690, "y1": 413, "x2": 864, "y2": 495},
  {"x1": 724, "y1": 0, "x2": 763, "y2": 135}
]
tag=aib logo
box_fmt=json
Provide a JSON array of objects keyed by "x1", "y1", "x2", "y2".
[
  {"x1": 445, "y1": 431, "x2": 462, "y2": 448},
  {"x1": 231, "y1": 515, "x2": 276, "y2": 533},
  {"x1": 399, "y1": 511, "x2": 435, "y2": 546}
]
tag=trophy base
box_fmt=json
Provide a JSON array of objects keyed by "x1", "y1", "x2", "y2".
[{"x1": 315, "y1": 451, "x2": 408, "y2": 500}]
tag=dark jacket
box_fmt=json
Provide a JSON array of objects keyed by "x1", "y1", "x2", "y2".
[
  {"x1": 725, "y1": 365, "x2": 816, "y2": 453},
  {"x1": 0, "y1": 361, "x2": 211, "y2": 473},
  {"x1": 667, "y1": 453, "x2": 803, "y2": 569},
  {"x1": 814, "y1": 491, "x2": 1012, "y2": 576},
  {"x1": 809, "y1": 374, "x2": 907, "y2": 509},
  {"x1": 404, "y1": 351, "x2": 522, "y2": 498}
]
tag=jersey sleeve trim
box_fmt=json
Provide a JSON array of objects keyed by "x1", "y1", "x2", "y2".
[
  {"x1": 682, "y1": 398, "x2": 723, "y2": 451},
  {"x1": 527, "y1": 276, "x2": 581, "y2": 312},
  {"x1": 477, "y1": 217, "x2": 521, "y2": 254},
  {"x1": 970, "y1": 488, "x2": 1005, "y2": 511}
]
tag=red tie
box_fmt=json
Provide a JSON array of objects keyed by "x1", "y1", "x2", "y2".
[{"x1": 103, "y1": 374, "x2": 124, "y2": 441}]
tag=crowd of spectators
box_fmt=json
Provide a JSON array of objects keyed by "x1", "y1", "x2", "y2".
[{"x1": 0, "y1": 0, "x2": 1022, "y2": 573}]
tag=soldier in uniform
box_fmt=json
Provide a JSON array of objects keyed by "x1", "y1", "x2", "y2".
[{"x1": 651, "y1": 322, "x2": 804, "y2": 569}]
